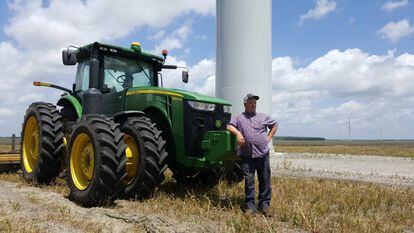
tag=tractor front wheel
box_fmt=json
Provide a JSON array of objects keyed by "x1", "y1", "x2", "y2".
[
  {"x1": 120, "y1": 116, "x2": 168, "y2": 199},
  {"x1": 66, "y1": 115, "x2": 126, "y2": 207}
]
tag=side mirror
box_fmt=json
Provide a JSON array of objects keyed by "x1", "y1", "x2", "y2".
[
  {"x1": 182, "y1": 70, "x2": 189, "y2": 83},
  {"x1": 62, "y1": 49, "x2": 77, "y2": 66}
]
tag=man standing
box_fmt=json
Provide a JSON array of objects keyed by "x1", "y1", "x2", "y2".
[{"x1": 227, "y1": 94, "x2": 278, "y2": 216}]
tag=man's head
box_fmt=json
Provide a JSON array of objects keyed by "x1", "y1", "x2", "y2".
[{"x1": 243, "y1": 93, "x2": 259, "y2": 113}]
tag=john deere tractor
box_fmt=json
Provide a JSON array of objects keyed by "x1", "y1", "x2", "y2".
[{"x1": 20, "y1": 42, "x2": 242, "y2": 206}]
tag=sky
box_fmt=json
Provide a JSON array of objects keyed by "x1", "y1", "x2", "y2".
[{"x1": 0, "y1": 0, "x2": 413, "y2": 139}]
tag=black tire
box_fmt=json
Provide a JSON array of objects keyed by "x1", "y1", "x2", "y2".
[
  {"x1": 173, "y1": 167, "x2": 222, "y2": 188},
  {"x1": 20, "y1": 102, "x2": 64, "y2": 183},
  {"x1": 223, "y1": 160, "x2": 244, "y2": 184},
  {"x1": 66, "y1": 115, "x2": 127, "y2": 207},
  {"x1": 120, "y1": 116, "x2": 168, "y2": 199}
]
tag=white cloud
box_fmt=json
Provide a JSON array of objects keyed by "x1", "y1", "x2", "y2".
[
  {"x1": 0, "y1": 0, "x2": 215, "y2": 136},
  {"x1": 162, "y1": 57, "x2": 215, "y2": 96},
  {"x1": 150, "y1": 30, "x2": 166, "y2": 40},
  {"x1": 270, "y1": 49, "x2": 414, "y2": 139},
  {"x1": 377, "y1": 19, "x2": 414, "y2": 42},
  {"x1": 153, "y1": 19, "x2": 193, "y2": 53},
  {"x1": 300, "y1": 0, "x2": 337, "y2": 23},
  {"x1": 382, "y1": 0, "x2": 409, "y2": 12},
  {"x1": 0, "y1": 108, "x2": 14, "y2": 118},
  {"x1": 4, "y1": 0, "x2": 214, "y2": 50},
  {"x1": 162, "y1": 48, "x2": 414, "y2": 139},
  {"x1": 1, "y1": 0, "x2": 413, "y2": 139}
]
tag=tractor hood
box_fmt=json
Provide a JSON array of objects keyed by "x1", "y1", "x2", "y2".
[{"x1": 126, "y1": 87, "x2": 231, "y2": 105}]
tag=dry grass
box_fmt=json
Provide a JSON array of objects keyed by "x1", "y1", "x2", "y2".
[
  {"x1": 2, "y1": 140, "x2": 413, "y2": 157},
  {"x1": 0, "y1": 145, "x2": 14, "y2": 153},
  {"x1": 275, "y1": 140, "x2": 414, "y2": 157},
  {"x1": 0, "y1": 137, "x2": 20, "y2": 152},
  {"x1": 0, "y1": 171, "x2": 413, "y2": 232},
  {"x1": 116, "y1": 172, "x2": 414, "y2": 233}
]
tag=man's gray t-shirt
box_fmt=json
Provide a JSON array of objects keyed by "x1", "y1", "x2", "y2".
[{"x1": 229, "y1": 112, "x2": 278, "y2": 158}]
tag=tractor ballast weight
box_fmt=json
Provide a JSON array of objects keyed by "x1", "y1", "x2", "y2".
[{"x1": 20, "y1": 41, "x2": 241, "y2": 206}]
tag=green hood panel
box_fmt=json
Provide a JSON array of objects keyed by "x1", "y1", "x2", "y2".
[{"x1": 126, "y1": 86, "x2": 231, "y2": 105}]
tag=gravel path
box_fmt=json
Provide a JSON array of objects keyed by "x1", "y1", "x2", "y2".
[{"x1": 269, "y1": 152, "x2": 414, "y2": 187}]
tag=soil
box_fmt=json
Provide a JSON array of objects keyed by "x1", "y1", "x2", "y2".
[
  {"x1": 0, "y1": 180, "x2": 211, "y2": 233},
  {"x1": 270, "y1": 152, "x2": 414, "y2": 187}
]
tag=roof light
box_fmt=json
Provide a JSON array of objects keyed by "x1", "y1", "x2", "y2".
[
  {"x1": 162, "y1": 49, "x2": 168, "y2": 59},
  {"x1": 130, "y1": 42, "x2": 142, "y2": 52}
]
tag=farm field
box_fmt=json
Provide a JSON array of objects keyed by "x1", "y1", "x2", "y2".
[
  {"x1": 274, "y1": 139, "x2": 414, "y2": 157},
  {"x1": 0, "y1": 138, "x2": 414, "y2": 232},
  {"x1": 0, "y1": 170, "x2": 413, "y2": 233}
]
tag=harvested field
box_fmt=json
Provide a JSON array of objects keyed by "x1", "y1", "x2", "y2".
[
  {"x1": 0, "y1": 170, "x2": 413, "y2": 233},
  {"x1": 275, "y1": 140, "x2": 414, "y2": 157},
  {"x1": 1, "y1": 140, "x2": 414, "y2": 232}
]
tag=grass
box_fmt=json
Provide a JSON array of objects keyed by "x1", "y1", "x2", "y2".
[
  {"x1": 2, "y1": 170, "x2": 412, "y2": 232},
  {"x1": 275, "y1": 140, "x2": 414, "y2": 157},
  {"x1": 119, "y1": 172, "x2": 414, "y2": 233},
  {"x1": 0, "y1": 137, "x2": 20, "y2": 152},
  {"x1": 3, "y1": 140, "x2": 414, "y2": 157},
  {"x1": 1, "y1": 139, "x2": 414, "y2": 232},
  {"x1": 2, "y1": 139, "x2": 413, "y2": 157}
]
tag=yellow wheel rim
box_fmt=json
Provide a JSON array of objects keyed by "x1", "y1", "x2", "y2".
[
  {"x1": 22, "y1": 116, "x2": 40, "y2": 173},
  {"x1": 70, "y1": 133, "x2": 95, "y2": 190},
  {"x1": 124, "y1": 134, "x2": 139, "y2": 185}
]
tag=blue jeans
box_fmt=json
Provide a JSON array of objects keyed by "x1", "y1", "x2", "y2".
[{"x1": 242, "y1": 154, "x2": 272, "y2": 211}]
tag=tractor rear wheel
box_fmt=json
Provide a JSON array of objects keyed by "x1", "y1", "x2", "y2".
[
  {"x1": 120, "y1": 116, "x2": 168, "y2": 199},
  {"x1": 66, "y1": 115, "x2": 126, "y2": 207},
  {"x1": 20, "y1": 102, "x2": 64, "y2": 183}
]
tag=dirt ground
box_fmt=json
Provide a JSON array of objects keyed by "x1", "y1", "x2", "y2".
[
  {"x1": 0, "y1": 180, "x2": 214, "y2": 233},
  {"x1": 1, "y1": 151, "x2": 414, "y2": 232},
  {"x1": 270, "y1": 152, "x2": 414, "y2": 186}
]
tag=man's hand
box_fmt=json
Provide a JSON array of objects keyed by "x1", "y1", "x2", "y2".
[
  {"x1": 267, "y1": 123, "x2": 278, "y2": 143},
  {"x1": 227, "y1": 124, "x2": 245, "y2": 147},
  {"x1": 237, "y1": 132, "x2": 246, "y2": 146}
]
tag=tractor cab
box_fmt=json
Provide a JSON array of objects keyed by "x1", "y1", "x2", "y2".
[{"x1": 63, "y1": 42, "x2": 188, "y2": 114}]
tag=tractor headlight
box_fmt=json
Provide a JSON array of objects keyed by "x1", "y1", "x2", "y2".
[
  {"x1": 188, "y1": 101, "x2": 216, "y2": 111},
  {"x1": 223, "y1": 105, "x2": 232, "y2": 114}
]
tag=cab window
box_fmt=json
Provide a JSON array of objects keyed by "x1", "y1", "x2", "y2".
[
  {"x1": 75, "y1": 61, "x2": 90, "y2": 91},
  {"x1": 104, "y1": 56, "x2": 154, "y2": 92},
  {"x1": 75, "y1": 56, "x2": 155, "y2": 93}
]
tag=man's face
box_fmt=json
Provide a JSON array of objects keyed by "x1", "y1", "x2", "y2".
[{"x1": 244, "y1": 99, "x2": 257, "y2": 113}]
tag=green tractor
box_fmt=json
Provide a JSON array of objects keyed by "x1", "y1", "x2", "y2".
[{"x1": 20, "y1": 42, "x2": 242, "y2": 206}]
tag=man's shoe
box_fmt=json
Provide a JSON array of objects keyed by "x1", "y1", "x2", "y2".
[
  {"x1": 259, "y1": 208, "x2": 273, "y2": 217},
  {"x1": 245, "y1": 208, "x2": 257, "y2": 216}
]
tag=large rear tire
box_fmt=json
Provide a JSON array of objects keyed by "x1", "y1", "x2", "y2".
[
  {"x1": 120, "y1": 116, "x2": 168, "y2": 199},
  {"x1": 20, "y1": 102, "x2": 64, "y2": 183},
  {"x1": 66, "y1": 115, "x2": 126, "y2": 207}
]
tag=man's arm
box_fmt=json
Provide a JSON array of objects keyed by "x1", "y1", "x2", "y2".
[
  {"x1": 266, "y1": 123, "x2": 278, "y2": 142},
  {"x1": 227, "y1": 124, "x2": 246, "y2": 146}
]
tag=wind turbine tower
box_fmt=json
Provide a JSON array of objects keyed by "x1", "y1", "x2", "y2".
[{"x1": 216, "y1": 0, "x2": 272, "y2": 115}]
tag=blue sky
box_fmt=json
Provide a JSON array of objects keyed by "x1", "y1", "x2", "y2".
[
  {"x1": 273, "y1": 1, "x2": 413, "y2": 63},
  {"x1": 0, "y1": 0, "x2": 413, "y2": 139}
]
